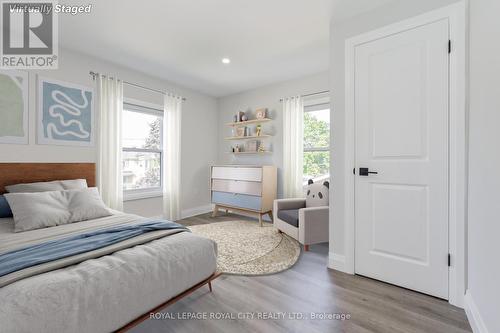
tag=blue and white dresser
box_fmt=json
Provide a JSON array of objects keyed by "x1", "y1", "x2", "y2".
[{"x1": 210, "y1": 165, "x2": 277, "y2": 226}]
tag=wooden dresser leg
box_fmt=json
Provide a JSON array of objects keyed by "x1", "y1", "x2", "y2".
[
  {"x1": 304, "y1": 244, "x2": 309, "y2": 251},
  {"x1": 212, "y1": 205, "x2": 218, "y2": 218},
  {"x1": 258, "y1": 213, "x2": 263, "y2": 227},
  {"x1": 208, "y1": 281, "x2": 212, "y2": 292},
  {"x1": 268, "y1": 211, "x2": 274, "y2": 222}
]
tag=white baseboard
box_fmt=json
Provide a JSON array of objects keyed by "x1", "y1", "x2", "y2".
[
  {"x1": 464, "y1": 290, "x2": 489, "y2": 333},
  {"x1": 181, "y1": 204, "x2": 213, "y2": 219},
  {"x1": 328, "y1": 252, "x2": 349, "y2": 272}
]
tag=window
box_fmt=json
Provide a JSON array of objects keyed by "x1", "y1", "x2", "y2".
[
  {"x1": 122, "y1": 101, "x2": 163, "y2": 200},
  {"x1": 303, "y1": 102, "x2": 330, "y2": 185}
]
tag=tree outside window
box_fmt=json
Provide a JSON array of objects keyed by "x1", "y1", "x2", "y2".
[
  {"x1": 303, "y1": 107, "x2": 330, "y2": 184},
  {"x1": 122, "y1": 104, "x2": 163, "y2": 197}
]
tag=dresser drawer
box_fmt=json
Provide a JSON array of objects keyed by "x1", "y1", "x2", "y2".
[
  {"x1": 212, "y1": 167, "x2": 262, "y2": 182},
  {"x1": 211, "y1": 179, "x2": 262, "y2": 196},
  {"x1": 212, "y1": 191, "x2": 262, "y2": 211}
]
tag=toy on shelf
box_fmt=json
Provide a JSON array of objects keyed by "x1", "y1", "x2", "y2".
[{"x1": 255, "y1": 124, "x2": 262, "y2": 136}]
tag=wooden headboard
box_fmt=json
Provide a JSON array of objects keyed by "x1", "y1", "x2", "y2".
[{"x1": 0, "y1": 163, "x2": 96, "y2": 194}]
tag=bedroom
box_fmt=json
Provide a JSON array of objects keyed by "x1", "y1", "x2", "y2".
[{"x1": 0, "y1": 0, "x2": 498, "y2": 332}]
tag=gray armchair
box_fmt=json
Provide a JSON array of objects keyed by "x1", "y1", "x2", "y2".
[{"x1": 273, "y1": 198, "x2": 329, "y2": 251}]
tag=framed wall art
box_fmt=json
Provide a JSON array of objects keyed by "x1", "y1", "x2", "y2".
[
  {"x1": 37, "y1": 77, "x2": 94, "y2": 146},
  {"x1": 0, "y1": 70, "x2": 29, "y2": 144}
]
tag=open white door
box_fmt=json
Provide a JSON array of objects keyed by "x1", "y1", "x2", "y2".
[{"x1": 354, "y1": 19, "x2": 449, "y2": 299}]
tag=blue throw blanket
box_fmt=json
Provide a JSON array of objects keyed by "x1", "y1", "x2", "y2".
[{"x1": 0, "y1": 220, "x2": 187, "y2": 277}]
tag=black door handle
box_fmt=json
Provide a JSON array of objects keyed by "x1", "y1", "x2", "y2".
[{"x1": 359, "y1": 167, "x2": 378, "y2": 176}]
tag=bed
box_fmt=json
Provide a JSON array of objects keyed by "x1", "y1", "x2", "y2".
[{"x1": 0, "y1": 163, "x2": 219, "y2": 333}]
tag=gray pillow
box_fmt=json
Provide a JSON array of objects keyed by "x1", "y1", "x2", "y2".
[
  {"x1": 5, "y1": 179, "x2": 88, "y2": 193},
  {"x1": 5, "y1": 187, "x2": 111, "y2": 232},
  {"x1": 68, "y1": 187, "x2": 111, "y2": 223},
  {"x1": 61, "y1": 179, "x2": 89, "y2": 190},
  {"x1": 5, "y1": 191, "x2": 71, "y2": 232},
  {"x1": 305, "y1": 180, "x2": 330, "y2": 207}
]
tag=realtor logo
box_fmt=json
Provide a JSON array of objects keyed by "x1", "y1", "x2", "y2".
[{"x1": 1, "y1": 1, "x2": 58, "y2": 69}]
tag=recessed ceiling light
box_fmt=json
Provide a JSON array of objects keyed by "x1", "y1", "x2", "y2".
[{"x1": 222, "y1": 58, "x2": 231, "y2": 64}]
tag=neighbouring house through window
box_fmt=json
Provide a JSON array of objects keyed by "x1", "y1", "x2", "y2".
[
  {"x1": 122, "y1": 101, "x2": 163, "y2": 200},
  {"x1": 303, "y1": 100, "x2": 330, "y2": 185}
]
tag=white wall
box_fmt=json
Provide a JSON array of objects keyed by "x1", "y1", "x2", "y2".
[
  {"x1": 0, "y1": 48, "x2": 218, "y2": 217},
  {"x1": 466, "y1": 0, "x2": 500, "y2": 331},
  {"x1": 329, "y1": 0, "x2": 462, "y2": 265},
  {"x1": 217, "y1": 72, "x2": 329, "y2": 198}
]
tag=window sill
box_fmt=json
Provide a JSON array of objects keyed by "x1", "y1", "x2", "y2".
[{"x1": 124, "y1": 190, "x2": 163, "y2": 202}]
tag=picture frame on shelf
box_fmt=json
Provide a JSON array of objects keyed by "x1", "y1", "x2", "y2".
[
  {"x1": 246, "y1": 140, "x2": 258, "y2": 152},
  {"x1": 255, "y1": 107, "x2": 267, "y2": 119},
  {"x1": 236, "y1": 127, "x2": 245, "y2": 137}
]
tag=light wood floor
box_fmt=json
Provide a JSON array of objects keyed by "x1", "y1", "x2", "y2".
[{"x1": 130, "y1": 213, "x2": 471, "y2": 333}]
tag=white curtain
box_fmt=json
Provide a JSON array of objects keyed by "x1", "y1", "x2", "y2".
[
  {"x1": 282, "y1": 96, "x2": 304, "y2": 198},
  {"x1": 163, "y1": 94, "x2": 182, "y2": 220},
  {"x1": 97, "y1": 75, "x2": 124, "y2": 210}
]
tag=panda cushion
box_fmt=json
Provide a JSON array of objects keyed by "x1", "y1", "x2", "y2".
[{"x1": 306, "y1": 179, "x2": 330, "y2": 207}]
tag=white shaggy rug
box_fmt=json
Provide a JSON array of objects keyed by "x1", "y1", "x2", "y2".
[{"x1": 188, "y1": 221, "x2": 301, "y2": 275}]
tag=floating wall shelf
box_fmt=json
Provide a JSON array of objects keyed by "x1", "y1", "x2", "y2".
[
  {"x1": 224, "y1": 135, "x2": 272, "y2": 141},
  {"x1": 225, "y1": 118, "x2": 272, "y2": 127},
  {"x1": 229, "y1": 151, "x2": 272, "y2": 155}
]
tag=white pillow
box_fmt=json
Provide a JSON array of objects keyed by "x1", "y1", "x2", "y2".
[
  {"x1": 61, "y1": 179, "x2": 89, "y2": 190},
  {"x1": 68, "y1": 187, "x2": 111, "y2": 223},
  {"x1": 4, "y1": 191, "x2": 71, "y2": 232},
  {"x1": 4, "y1": 187, "x2": 111, "y2": 232},
  {"x1": 305, "y1": 180, "x2": 330, "y2": 207},
  {"x1": 5, "y1": 179, "x2": 88, "y2": 193}
]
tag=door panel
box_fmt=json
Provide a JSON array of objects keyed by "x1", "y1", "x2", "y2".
[
  {"x1": 370, "y1": 41, "x2": 428, "y2": 159},
  {"x1": 354, "y1": 19, "x2": 449, "y2": 299},
  {"x1": 371, "y1": 184, "x2": 428, "y2": 263}
]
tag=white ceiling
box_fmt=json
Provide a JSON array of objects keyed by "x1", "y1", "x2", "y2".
[
  {"x1": 331, "y1": 0, "x2": 396, "y2": 24},
  {"x1": 60, "y1": 0, "x2": 334, "y2": 97}
]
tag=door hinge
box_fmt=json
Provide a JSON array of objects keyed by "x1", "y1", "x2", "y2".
[
  {"x1": 448, "y1": 253, "x2": 451, "y2": 267},
  {"x1": 448, "y1": 40, "x2": 451, "y2": 54}
]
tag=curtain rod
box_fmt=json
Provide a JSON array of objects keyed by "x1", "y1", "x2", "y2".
[
  {"x1": 89, "y1": 71, "x2": 186, "y2": 101},
  {"x1": 279, "y1": 90, "x2": 330, "y2": 102}
]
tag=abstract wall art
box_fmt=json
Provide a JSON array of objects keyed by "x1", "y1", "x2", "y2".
[
  {"x1": 37, "y1": 77, "x2": 94, "y2": 146},
  {"x1": 0, "y1": 70, "x2": 29, "y2": 144}
]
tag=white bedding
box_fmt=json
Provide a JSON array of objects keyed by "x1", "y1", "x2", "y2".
[{"x1": 0, "y1": 213, "x2": 218, "y2": 333}]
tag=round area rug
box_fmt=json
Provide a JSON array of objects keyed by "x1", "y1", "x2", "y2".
[{"x1": 188, "y1": 221, "x2": 301, "y2": 275}]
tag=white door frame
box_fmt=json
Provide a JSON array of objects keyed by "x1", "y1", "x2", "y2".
[{"x1": 342, "y1": 1, "x2": 467, "y2": 307}]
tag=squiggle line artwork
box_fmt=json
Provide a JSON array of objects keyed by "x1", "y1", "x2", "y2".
[{"x1": 46, "y1": 89, "x2": 90, "y2": 139}]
